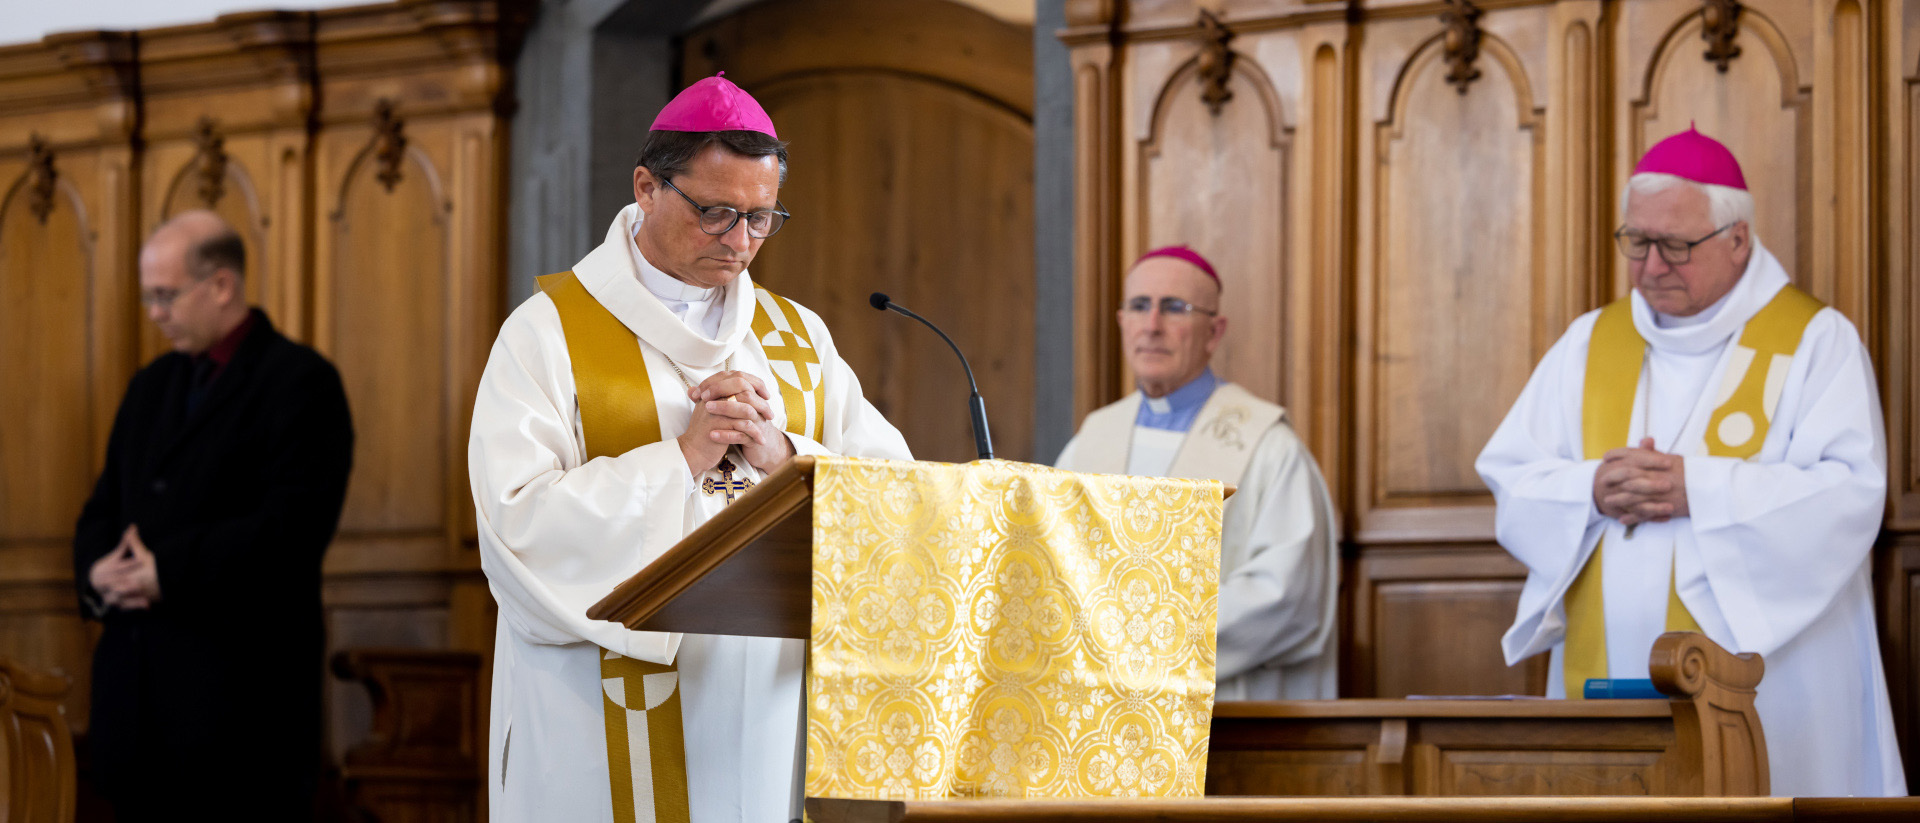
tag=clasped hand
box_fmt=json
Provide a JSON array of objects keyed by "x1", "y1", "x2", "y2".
[
  {"x1": 1592, "y1": 437, "x2": 1690, "y2": 527},
  {"x1": 89, "y1": 524, "x2": 161, "y2": 611},
  {"x1": 676, "y1": 370, "x2": 794, "y2": 475}
]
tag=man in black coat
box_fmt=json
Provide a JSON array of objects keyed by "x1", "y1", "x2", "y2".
[{"x1": 74, "y1": 210, "x2": 354, "y2": 821}]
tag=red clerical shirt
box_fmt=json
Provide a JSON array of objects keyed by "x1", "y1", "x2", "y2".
[{"x1": 195, "y1": 310, "x2": 257, "y2": 387}]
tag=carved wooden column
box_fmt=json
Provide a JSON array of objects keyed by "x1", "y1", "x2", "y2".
[
  {"x1": 1542, "y1": 0, "x2": 1609, "y2": 336},
  {"x1": 1060, "y1": 0, "x2": 1125, "y2": 421},
  {"x1": 1810, "y1": 0, "x2": 1873, "y2": 341},
  {"x1": 1293, "y1": 17, "x2": 1357, "y2": 520}
]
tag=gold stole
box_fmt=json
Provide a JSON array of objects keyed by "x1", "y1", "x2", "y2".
[
  {"x1": 537, "y1": 270, "x2": 822, "y2": 822},
  {"x1": 1563, "y1": 285, "x2": 1822, "y2": 696}
]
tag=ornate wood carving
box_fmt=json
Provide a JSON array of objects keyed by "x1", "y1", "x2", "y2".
[
  {"x1": 1441, "y1": 0, "x2": 1484, "y2": 94},
  {"x1": 0, "y1": 656, "x2": 76, "y2": 821},
  {"x1": 25, "y1": 135, "x2": 57, "y2": 225},
  {"x1": 1197, "y1": 9, "x2": 1236, "y2": 115},
  {"x1": 1649, "y1": 630, "x2": 1769, "y2": 795},
  {"x1": 1700, "y1": 0, "x2": 1743, "y2": 73},
  {"x1": 373, "y1": 99, "x2": 408, "y2": 192},
  {"x1": 192, "y1": 117, "x2": 230, "y2": 208},
  {"x1": 333, "y1": 649, "x2": 482, "y2": 820}
]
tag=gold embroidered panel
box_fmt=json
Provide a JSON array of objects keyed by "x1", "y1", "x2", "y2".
[{"x1": 805, "y1": 457, "x2": 1221, "y2": 799}]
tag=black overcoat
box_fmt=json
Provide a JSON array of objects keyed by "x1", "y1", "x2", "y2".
[{"x1": 72, "y1": 308, "x2": 353, "y2": 818}]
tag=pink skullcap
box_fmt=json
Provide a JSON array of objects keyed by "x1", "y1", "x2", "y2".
[
  {"x1": 649, "y1": 72, "x2": 778, "y2": 138},
  {"x1": 1133, "y1": 245, "x2": 1219, "y2": 285},
  {"x1": 1633, "y1": 123, "x2": 1746, "y2": 190}
]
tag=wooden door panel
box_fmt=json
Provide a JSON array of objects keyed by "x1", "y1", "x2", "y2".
[{"x1": 683, "y1": 0, "x2": 1035, "y2": 464}]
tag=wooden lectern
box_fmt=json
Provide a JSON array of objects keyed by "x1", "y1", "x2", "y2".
[{"x1": 587, "y1": 455, "x2": 823, "y2": 638}]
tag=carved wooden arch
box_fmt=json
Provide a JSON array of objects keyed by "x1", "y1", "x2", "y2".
[
  {"x1": 1629, "y1": 5, "x2": 1806, "y2": 144},
  {"x1": 160, "y1": 142, "x2": 267, "y2": 226},
  {"x1": 1140, "y1": 50, "x2": 1291, "y2": 152},
  {"x1": 750, "y1": 68, "x2": 1034, "y2": 129},
  {"x1": 679, "y1": 0, "x2": 1034, "y2": 120},
  {"x1": 160, "y1": 140, "x2": 268, "y2": 231},
  {"x1": 0, "y1": 160, "x2": 97, "y2": 269},
  {"x1": 1378, "y1": 29, "x2": 1543, "y2": 139},
  {"x1": 329, "y1": 119, "x2": 451, "y2": 227}
]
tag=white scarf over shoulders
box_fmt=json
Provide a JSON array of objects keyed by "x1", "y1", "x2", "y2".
[
  {"x1": 1475, "y1": 240, "x2": 1903, "y2": 796},
  {"x1": 469, "y1": 204, "x2": 911, "y2": 822}
]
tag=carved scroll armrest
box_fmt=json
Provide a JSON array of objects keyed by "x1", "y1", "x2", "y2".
[
  {"x1": 331, "y1": 648, "x2": 483, "y2": 773},
  {"x1": 1647, "y1": 630, "x2": 1768, "y2": 796},
  {"x1": 0, "y1": 657, "x2": 76, "y2": 823}
]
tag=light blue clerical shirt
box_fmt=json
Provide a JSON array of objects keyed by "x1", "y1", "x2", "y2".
[{"x1": 1135, "y1": 368, "x2": 1218, "y2": 432}]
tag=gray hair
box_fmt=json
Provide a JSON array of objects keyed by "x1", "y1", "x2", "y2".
[
  {"x1": 1620, "y1": 172, "x2": 1754, "y2": 228},
  {"x1": 635, "y1": 130, "x2": 789, "y2": 185}
]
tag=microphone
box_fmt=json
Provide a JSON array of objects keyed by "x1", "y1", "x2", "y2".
[{"x1": 869, "y1": 292, "x2": 994, "y2": 460}]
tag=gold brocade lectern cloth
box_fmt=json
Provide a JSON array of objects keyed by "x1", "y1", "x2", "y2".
[{"x1": 804, "y1": 457, "x2": 1223, "y2": 799}]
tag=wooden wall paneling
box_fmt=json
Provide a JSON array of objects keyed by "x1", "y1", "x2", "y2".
[
  {"x1": 1062, "y1": 1, "x2": 1125, "y2": 423},
  {"x1": 311, "y1": 0, "x2": 512, "y2": 576},
  {"x1": 314, "y1": 105, "x2": 453, "y2": 570},
  {"x1": 307, "y1": 1, "x2": 517, "y2": 800},
  {"x1": 0, "y1": 32, "x2": 140, "y2": 736},
  {"x1": 1137, "y1": 26, "x2": 1294, "y2": 410},
  {"x1": 1347, "y1": 545, "x2": 1545, "y2": 698},
  {"x1": 1887, "y1": 2, "x2": 1920, "y2": 528},
  {"x1": 1873, "y1": 535, "x2": 1918, "y2": 794},
  {"x1": 681, "y1": 0, "x2": 1037, "y2": 464},
  {"x1": 1352, "y1": 10, "x2": 1547, "y2": 543},
  {"x1": 1613, "y1": 0, "x2": 1812, "y2": 304}
]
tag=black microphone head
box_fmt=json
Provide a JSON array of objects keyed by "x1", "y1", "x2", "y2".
[{"x1": 869, "y1": 292, "x2": 891, "y2": 311}]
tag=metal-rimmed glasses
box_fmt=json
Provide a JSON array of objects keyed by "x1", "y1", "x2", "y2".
[
  {"x1": 661, "y1": 178, "x2": 789, "y2": 239},
  {"x1": 1614, "y1": 222, "x2": 1736, "y2": 265},
  {"x1": 1121, "y1": 295, "x2": 1218, "y2": 318},
  {"x1": 139, "y1": 276, "x2": 215, "y2": 311}
]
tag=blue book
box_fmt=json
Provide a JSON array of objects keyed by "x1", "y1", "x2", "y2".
[{"x1": 1583, "y1": 678, "x2": 1666, "y2": 699}]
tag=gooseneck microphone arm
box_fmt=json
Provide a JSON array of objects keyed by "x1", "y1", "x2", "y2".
[{"x1": 869, "y1": 292, "x2": 994, "y2": 460}]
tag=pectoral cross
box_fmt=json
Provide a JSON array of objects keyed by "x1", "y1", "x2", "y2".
[{"x1": 700, "y1": 458, "x2": 754, "y2": 504}]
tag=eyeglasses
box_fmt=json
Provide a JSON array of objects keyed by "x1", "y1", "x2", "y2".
[
  {"x1": 1614, "y1": 223, "x2": 1736, "y2": 265},
  {"x1": 661, "y1": 178, "x2": 789, "y2": 239},
  {"x1": 1122, "y1": 295, "x2": 1218, "y2": 318},
  {"x1": 139, "y1": 276, "x2": 214, "y2": 311}
]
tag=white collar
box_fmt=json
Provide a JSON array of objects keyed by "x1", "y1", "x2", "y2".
[
  {"x1": 630, "y1": 221, "x2": 718, "y2": 304},
  {"x1": 567, "y1": 203, "x2": 756, "y2": 367},
  {"x1": 1629, "y1": 238, "x2": 1790, "y2": 356}
]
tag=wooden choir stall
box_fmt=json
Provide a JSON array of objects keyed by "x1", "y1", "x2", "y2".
[{"x1": 579, "y1": 456, "x2": 1920, "y2": 822}]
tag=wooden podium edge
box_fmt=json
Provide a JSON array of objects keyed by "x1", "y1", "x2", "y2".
[{"x1": 586, "y1": 455, "x2": 816, "y2": 626}]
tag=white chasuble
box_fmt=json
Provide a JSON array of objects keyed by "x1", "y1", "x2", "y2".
[
  {"x1": 470, "y1": 203, "x2": 911, "y2": 823},
  {"x1": 1477, "y1": 239, "x2": 1904, "y2": 797},
  {"x1": 1056, "y1": 382, "x2": 1341, "y2": 700}
]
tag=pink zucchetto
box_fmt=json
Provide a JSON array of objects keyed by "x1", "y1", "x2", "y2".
[
  {"x1": 1633, "y1": 124, "x2": 1746, "y2": 190},
  {"x1": 649, "y1": 72, "x2": 778, "y2": 138},
  {"x1": 1134, "y1": 245, "x2": 1220, "y2": 286}
]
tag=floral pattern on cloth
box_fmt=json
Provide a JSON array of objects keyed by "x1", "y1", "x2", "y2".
[{"x1": 805, "y1": 457, "x2": 1221, "y2": 799}]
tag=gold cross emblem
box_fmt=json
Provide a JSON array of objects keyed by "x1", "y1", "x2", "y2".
[
  {"x1": 700, "y1": 458, "x2": 755, "y2": 504},
  {"x1": 761, "y1": 330, "x2": 820, "y2": 391}
]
